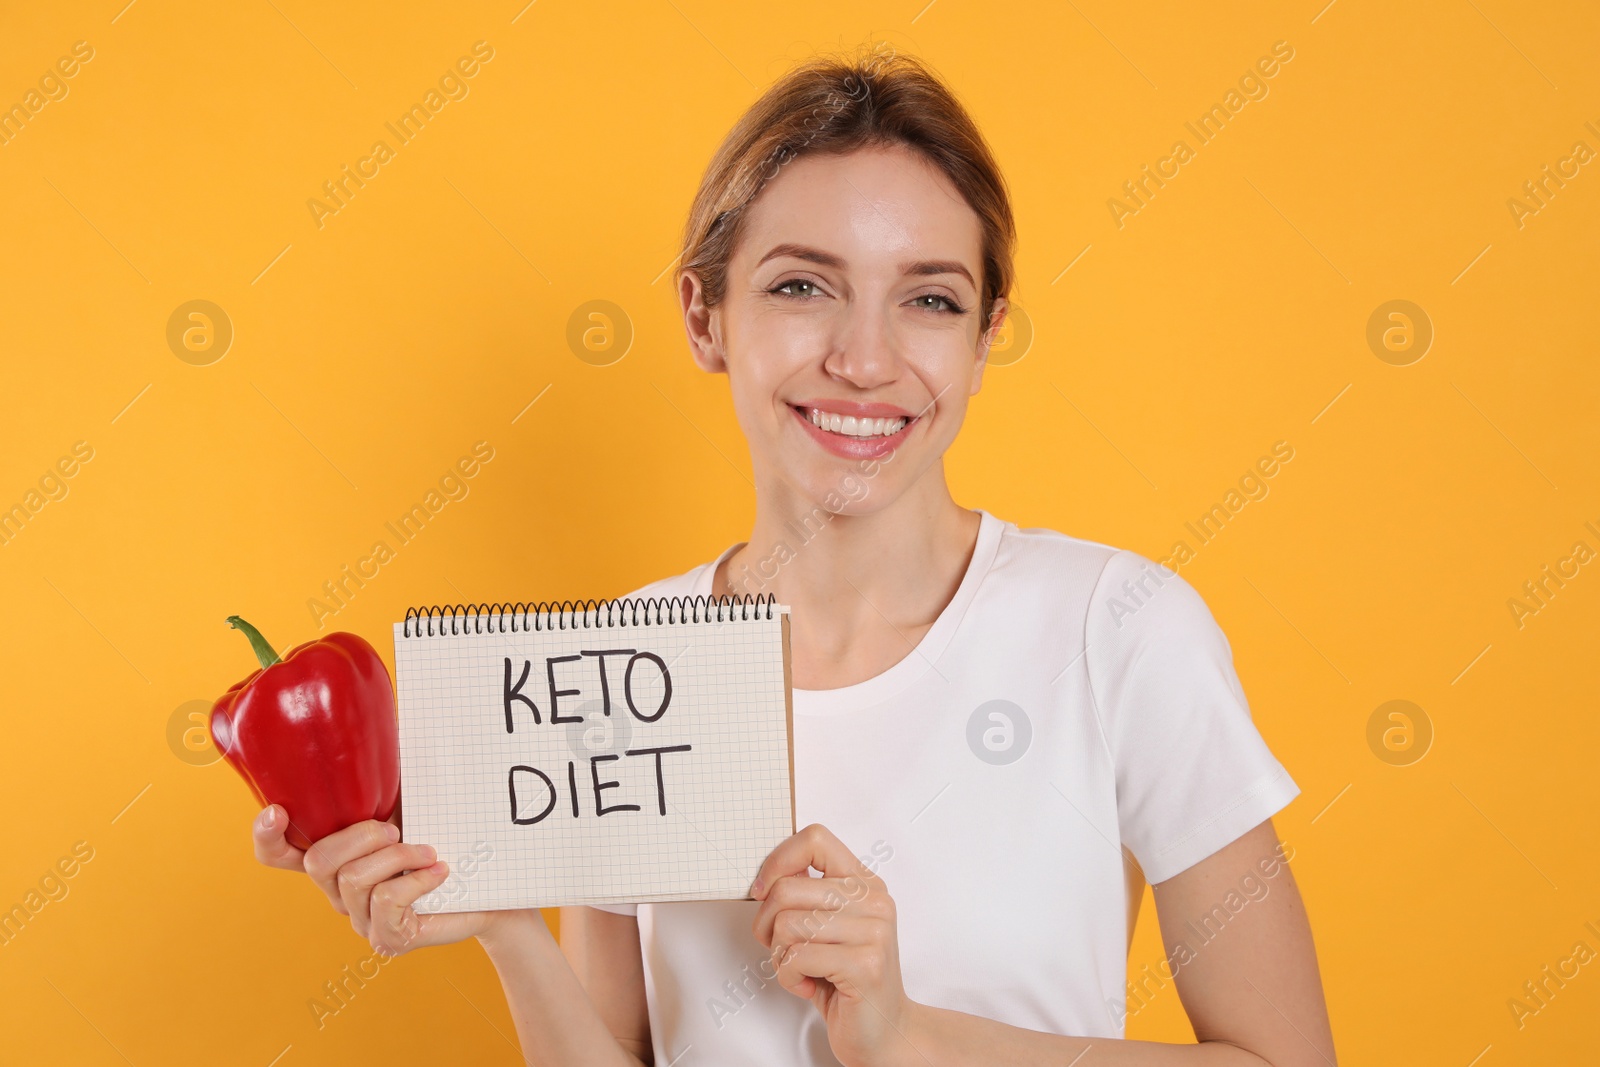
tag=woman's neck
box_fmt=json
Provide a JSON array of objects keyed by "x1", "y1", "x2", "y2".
[{"x1": 713, "y1": 474, "x2": 981, "y2": 688}]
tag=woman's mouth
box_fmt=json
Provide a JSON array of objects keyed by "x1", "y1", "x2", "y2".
[
  {"x1": 802, "y1": 407, "x2": 908, "y2": 437},
  {"x1": 790, "y1": 404, "x2": 917, "y2": 459}
]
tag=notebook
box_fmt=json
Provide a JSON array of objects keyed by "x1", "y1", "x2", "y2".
[{"x1": 392, "y1": 594, "x2": 794, "y2": 913}]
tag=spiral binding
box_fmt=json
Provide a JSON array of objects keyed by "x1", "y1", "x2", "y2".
[{"x1": 402, "y1": 593, "x2": 780, "y2": 638}]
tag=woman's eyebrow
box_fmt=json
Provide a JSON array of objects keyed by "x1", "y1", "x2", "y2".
[
  {"x1": 756, "y1": 242, "x2": 974, "y2": 285},
  {"x1": 903, "y1": 259, "x2": 974, "y2": 285},
  {"x1": 756, "y1": 242, "x2": 846, "y2": 270}
]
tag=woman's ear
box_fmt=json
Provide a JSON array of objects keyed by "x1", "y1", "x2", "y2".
[
  {"x1": 679, "y1": 269, "x2": 727, "y2": 374},
  {"x1": 971, "y1": 296, "x2": 1009, "y2": 393}
]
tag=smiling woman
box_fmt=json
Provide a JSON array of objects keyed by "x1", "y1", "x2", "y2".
[{"x1": 251, "y1": 47, "x2": 1336, "y2": 1067}]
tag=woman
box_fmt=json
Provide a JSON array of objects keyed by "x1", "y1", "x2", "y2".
[{"x1": 252, "y1": 50, "x2": 1336, "y2": 1066}]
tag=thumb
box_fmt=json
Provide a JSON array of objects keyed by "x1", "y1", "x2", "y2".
[{"x1": 252, "y1": 805, "x2": 306, "y2": 871}]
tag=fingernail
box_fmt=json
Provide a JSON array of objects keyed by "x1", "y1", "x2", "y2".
[
  {"x1": 752, "y1": 877, "x2": 764, "y2": 897},
  {"x1": 259, "y1": 807, "x2": 276, "y2": 830},
  {"x1": 422, "y1": 845, "x2": 436, "y2": 862},
  {"x1": 385, "y1": 823, "x2": 400, "y2": 842}
]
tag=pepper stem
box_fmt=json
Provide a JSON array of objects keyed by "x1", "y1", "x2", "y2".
[{"x1": 227, "y1": 616, "x2": 282, "y2": 669}]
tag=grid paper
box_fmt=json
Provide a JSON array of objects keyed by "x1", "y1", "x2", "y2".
[{"x1": 393, "y1": 608, "x2": 793, "y2": 912}]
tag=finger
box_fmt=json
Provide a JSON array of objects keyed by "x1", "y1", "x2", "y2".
[
  {"x1": 367, "y1": 861, "x2": 452, "y2": 955},
  {"x1": 336, "y1": 842, "x2": 438, "y2": 933},
  {"x1": 773, "y1": 941, "x2": 880, "y2": 1001},
  {"x1": 301, "y1": 819, "x2": 402, "y2": 912},
  {"x1": 753, "y1": 823, "x2": 868, "y2": 899},
  {"x1": 752, "y1": 874, "x2": 879, "y2": 946},
  {"x1": 252, "y1": 805, "x2": 306, "y2": 872},
  {"x1": 769, "y1": 911, "x2": 881, "y2": 954}
]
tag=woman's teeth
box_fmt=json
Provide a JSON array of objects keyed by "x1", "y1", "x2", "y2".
[{"x1": 806, "y1": 407, "x2": 908, "y2": 438}]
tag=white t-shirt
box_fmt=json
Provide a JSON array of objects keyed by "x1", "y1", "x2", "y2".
[{"x1": 589, "y1": 508, "x2": 1299, "y2": 1066}]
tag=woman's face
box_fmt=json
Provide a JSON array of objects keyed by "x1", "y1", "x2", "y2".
[{"x1": 682, "y1": 142, "x2": 1005, "y2": 516}]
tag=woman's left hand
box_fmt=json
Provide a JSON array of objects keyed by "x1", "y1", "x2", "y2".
[{"x1": 751, "y1": 823, "x2": 918, "y2": 1067}]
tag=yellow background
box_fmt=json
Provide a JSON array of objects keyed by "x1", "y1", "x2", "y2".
[{"x1": 2, "y1": 0, "x2": 1597, "y2": 1062}]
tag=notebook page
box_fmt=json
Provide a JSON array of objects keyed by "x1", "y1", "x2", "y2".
[{"x1": 394, "y1": 607, "x2": 793, "y2": 912}]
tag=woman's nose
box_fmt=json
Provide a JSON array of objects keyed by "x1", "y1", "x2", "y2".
[{"x1": 821, "y1": 303, "x2": 900, "y2": 388}]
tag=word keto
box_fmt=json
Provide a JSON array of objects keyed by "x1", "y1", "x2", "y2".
[
  {"x1": 1, "y1": 840, "x2": 95, "y2": 948},
  {"x1": 1110, "y1": 838, "x2": 1294, "y2": 1025},
  {"x1": 1108, "y1": 41, "x2": 1295, "y2": 229},
  {"x1": 1506, "y1": 521, "x2": 1598, "y2": 630},
  {"x1": 503, "y1": 651, "x2": 690, "y2": 825},
  {"x1": 1156, "y1": 440, "x2": 1294, "y2": 575},
  {"x1": 1506, "y1": 919, "x2": 1600, "y2": 1030},
  {"x1": 728, "y1": 450, "x2": 895, "y2": 595},
  {"x1": 0, "y1": 41, "x2": 95, "y2": 147},
  {"x1": 309, "y1": 839, "x2": 494, "y2": 1028},
  {"x1": 307, "y1": 441, "x2": 494, "y2": 628},
  {"x1": 307, "y1": 41, "x2": 495, "y2": 229},
  {"x1": 707, "y1": 840, "x2": 894, "y2": 1030},
  {"x1": 1507, "y1": 122, "x2": 1599, "y2": 230},
  {"x1": 1, "y1": 440, "x2": 95, "y2": 548}
]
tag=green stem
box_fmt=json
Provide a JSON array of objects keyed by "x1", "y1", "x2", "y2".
[{"x1": 227, "y1": 616, "x2": 282, "y2": 669}]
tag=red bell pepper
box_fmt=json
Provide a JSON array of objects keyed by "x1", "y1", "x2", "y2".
[{"x1": 210, "y1": 616, "x2": 399, "y2": 851}]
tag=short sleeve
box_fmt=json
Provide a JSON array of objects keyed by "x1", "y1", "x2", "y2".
[
  {"x1": 586, "y1": 903, "x2": 638, "y2": 917},
  {"x1": 1084, "y1": 550, "x2": 1300, "y2": 884}
]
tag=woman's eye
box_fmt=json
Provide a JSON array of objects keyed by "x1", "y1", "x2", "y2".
[
  {"x1": 772, "y1": 279, "x2": 820, "y2": 298},
  {"x1": 910, "y1": 293, "x2": 964, "y2": 314}
]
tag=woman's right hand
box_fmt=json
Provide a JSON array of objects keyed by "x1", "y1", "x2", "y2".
[{"x1": 251, "y1": 803, "x2": 521, "y2": 955}]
